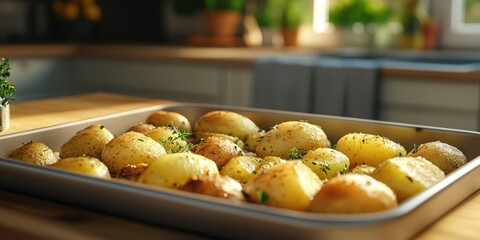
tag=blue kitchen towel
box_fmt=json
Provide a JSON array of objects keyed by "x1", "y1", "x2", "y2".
[
  {"x1": 253, "y1": 56, "x2": 316, "y2": 113},
  {"x1": 253, "y1": 55, "x2": 380, "y2": 119},
  {"x1": 313, "y1": 57, "x2": 380, "y2": 119}
]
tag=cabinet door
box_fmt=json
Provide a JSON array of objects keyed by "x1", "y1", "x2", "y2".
[
  {"x1": 379, "y1": 77, "x2": 479, "y2": 130},
  {"x1": 73, "y1": 58, "x2": 226, "y2": 103},
  {"x1": 9, "y1": 57, "x2": 73, "y2": 101}
]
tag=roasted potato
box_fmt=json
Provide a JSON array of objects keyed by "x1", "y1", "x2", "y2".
[
  {"x1": 336, "y1": 133, "x2": 406, "y2": 168},
  {"x1": 244, "y1": 130, "x2": 266, "y2": 152},
  {"x1": 194, "y1": 131, "x2": 245, "y2": 150},
  {"x1": 255, "y1": 121, "x2": 330, "y2": 159},
  {"x1": 192, "y1": 136, "x2": 244, "y2": 168},
  {"x1": 115, "y1": 163, "x2": 149, "y2": 181},
  {"x1": 6, "y1": 141, "x2": 58, "y2": 166},
  {"x1": 145, "y1": 126, "x2": 190, "y2": 153},
  {"x1": 220, "y1": 155, "x2": 286, "y2": 184},
  {"x1": 308, "y1": 173, "x2": 397, "y2": 213},
  {"x1": 350, "y1": 165, "x2": 376, "y2": 175},
  {"x1": 178, "y1": 175, "x2": 245, "y2": 201},
  {"x1": 407, "y1": 141, "x2": 467, "y2": 174},
  {"x1": 243, "y1": 160, "x2": 322, "y2": 211},
  {"x1": 303, "y1": 148, "x2": 350, "y2": 180},
  {"x1": 127, "y1": 122, "x2": 156, "y2": 133},
  {"x1": 194, "y1": 111, "x2": 260, "y2": 141},
  {"x1": 371, "y1": 156, "x2": 445, "y2": 202},
  {"x1": 50, "y1": 156, "x2": 110, "y2": 179},
  {"x1": 101, "y1": 131, "x2": 167, "y2": 173},
  {"x1": 59, "y1": 124, "x2": 114, "y2": 159},
  {"x1": 146, "y1": 110, "x2": 192, "y2": 132},
  {"x1": 137, "y1": 152, "x2": 219, "y2": 189}
]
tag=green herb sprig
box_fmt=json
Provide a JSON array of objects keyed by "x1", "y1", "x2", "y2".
[{"x1": 0, "y1": 58, "x2": 15, "y2": 107}]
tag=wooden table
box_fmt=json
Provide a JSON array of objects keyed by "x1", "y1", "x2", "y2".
[{"x1": 0, "y1": 92, "x2": 479, "y2": 239}]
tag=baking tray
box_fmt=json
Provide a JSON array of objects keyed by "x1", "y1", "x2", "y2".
[{"x1": 0, "y1": 103, "x2": 479, "y2": 240}]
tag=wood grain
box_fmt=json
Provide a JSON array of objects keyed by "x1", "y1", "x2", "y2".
[{"x1": 0, "y1": 92, "x2": 479, "y2": 239}]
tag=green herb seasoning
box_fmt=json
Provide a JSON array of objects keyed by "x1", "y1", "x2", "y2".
[
  {"x1": 0, "y1": 58, "x2": 15, "y2": 107},
  {"x1": 256, "y1": 190, "x2": 269, "y2": 204}
]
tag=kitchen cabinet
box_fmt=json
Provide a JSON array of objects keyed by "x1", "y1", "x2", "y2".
[
  {"x1": 72, "y1": 58, "x2": 253, "y2": 106},
  {"x1": 378, "y1": 76, "x2": 479, "y2": 131},
  {"x1": 9, "y1": 57, "x2": 77, "y2": 101}
]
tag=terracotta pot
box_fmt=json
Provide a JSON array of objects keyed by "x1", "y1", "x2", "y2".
[
  {"x1": 0, "y1": 105, "x2": 10, "y2": 132},
  {"x1": 282, "y1": 28, "x2": 299, "y2": 47},
  {"x1": 205, "y1": 11, "x2": 241, "y2": 36}
]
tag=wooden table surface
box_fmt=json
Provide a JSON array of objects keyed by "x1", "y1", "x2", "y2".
[{"x1": 0, "y1": 92, "x2": 479, "y2": 239}]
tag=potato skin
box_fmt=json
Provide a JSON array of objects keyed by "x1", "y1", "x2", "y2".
[
  {"x1": 407, "y1": 141, "x2": 467, "y2": 174},
  {"x1": 255, "y1": 121, "x2": 330, "y2": 159},
  {"x1": 371, "y1": 156, "x2": 445, "y2": 202},
  {"x1": 127, "y1": 123, "x2": 156, "y2": 133},
  {"x1": 50, "y1": 157, "x2": 111, "y2": 179},
  {"x1": 194, "y1": 111, "x2": 260, "y2": 141},
  {"x1": 137, "y1": 153, "x2": 219, "y2": 189},
  {"x1": 7, "y1": 142, "x2": 58, "y2": 166},
  {"x1": 336, "y1": 133, "x2": 406, "y2": 168},
  {"x1": 146, "y1": 111, "x2": 192, "y2": 132},
  {"x1": 220, "y1": 155, "x2": 286, "y2": 184},
  {"x1": 145, "y1": 126, "x2": 190, "y2": 154},
  {"x1": 308, "y1": 173, "x2": 397, "y2": 213},
  {"x1": 178, "y1": 175, "x2": 245, "y2": 201},
  {"x1": 244, "y1": 160, "x2": 322, "y2": 211},
  {"x1": 101, "y1": 131, "x2": 167, "y2": 173},
  {"x1": 194, "y1": 131, "x2": 245, "y2": 150},
  {"x1": 303, "y1": 148, "x2": 350, "y2": 180},
  {"x1": 192, "y1": 136, "x2": 244, "y2": 168},
  {"x1": 59, "y1": 124, "x2": 114, "y2": 159}
]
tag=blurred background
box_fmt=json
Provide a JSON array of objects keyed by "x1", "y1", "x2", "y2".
[{"x1": 0, "y1": 0, "x2": 479, "y2": 49}]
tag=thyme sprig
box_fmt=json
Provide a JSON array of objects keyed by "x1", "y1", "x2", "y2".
[{"x1": 0, "y1": 58, "x2": 15, "y2": 107}]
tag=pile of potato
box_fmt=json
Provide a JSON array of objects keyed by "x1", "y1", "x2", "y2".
[{"x1": 5, "y1": 110, "x2": 467, "y2": 214}]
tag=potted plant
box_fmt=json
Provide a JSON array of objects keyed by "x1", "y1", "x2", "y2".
[
  {"x1": 281, "y1": 0, "x2": 305, "y2": 46},
  {"x1": 328, "y1": 0, "x2": 393, "y2": 48},
  {"x1": 254, "y1": 0, "x2": 283, "y2": 46},
  {"x1": 204, "y1": 0, "x2": 245, "y2": 36},
  {"x1": 0, "y1": 58, "x2": 15, "y2": 132}
]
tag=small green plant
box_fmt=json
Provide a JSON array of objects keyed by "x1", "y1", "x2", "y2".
[
  {"x1": 0, "y1": 58, "x2": 15, "y2": 107},
  {"x1": 329, "y1": 0, "x2": 393, "y2": 28},
  {"x1": 204, "y1": 0, "x2": 245, "y2": 12},
  {"x1": 281, "y1": 0, "x2": 305, "y2": 28}
]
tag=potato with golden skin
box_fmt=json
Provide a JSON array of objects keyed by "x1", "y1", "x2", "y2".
[
  {"x1": 308, "y1": 173, "x2": 397, "y2": 213},
  {"x1": 127, "y1": 122, "x2": 156, "y2": 133},
  {"x1": 6, "y1": 141, "x2": 58, "y2": 166},
  {"x1": 192, "y1": 136, "x2": 244, "y2": 168},
  {"x1": 101, "y1": 131, "x2": 167, "y2": 173},
  {"x1": 255, "y1": 121, "x2": 330, "y2": 159},
  {"x1": 146, "y1": 111, "x2": 192, "y2": 132},
  {"x1": 50, "y1": 157, "x2": 111, "y2": 179},
  {"x1": 145, "y1": 126, "x2": 190, "y2": 154},
  {"x1": 194, "y1": 131, "x2": 245, "y2": 150},
  {"x1": 220, "y1": 155, "x2": 286, "y2": 184},
  {"x1": 59, "y1": 124, "x2": 114, "y2": 159},
  {"x1": 303, "y1": 148, "x2": 350, "y2": 180},
  {"x1": 407, "y1": 141, "x2": 467, "y2": 174},
  {"x1": 194, "y1": 111, "x2": 260, "y2": 141},
  {"x1": 350, "y1": 165, "x2": 376, "y2": 175},
  {"x1": 336, "y1": 133, "x2": 406, "y2": 169},
  {"x1": 371, "y1": 156, "x2": 445, "y2": 202},
  {"x1": 244, "y1": 160, "x2": 322, "y2": 211},
  {"x1": 137, "y1": 153, "x2": 219, "y2": 189},
  {"x1": 244, "y1": 130, "x2": 266, "y2": 152},
  {"x1": 178, "y1": 175, "x2": 246, "y2": 201}
]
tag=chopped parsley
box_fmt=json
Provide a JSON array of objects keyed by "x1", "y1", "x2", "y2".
[
  {"x1": 289, "y1": 148, "x2": 304, "y2": 159},
  {"x1": 256, "y1": 190, "x2": 269, "y2": 204}
]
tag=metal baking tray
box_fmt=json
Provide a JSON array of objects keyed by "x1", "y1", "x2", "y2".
[{"x1": 0, "y1": 103, "x2": 479, "y2": 240}]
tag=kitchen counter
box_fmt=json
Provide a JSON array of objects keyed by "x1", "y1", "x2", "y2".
[
  {"x1": 2, "y1": 44, "x2": 480, "y2": 80},
  {"x1": 0, "y1": 92, "x2": 479, "y2": 239}
]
